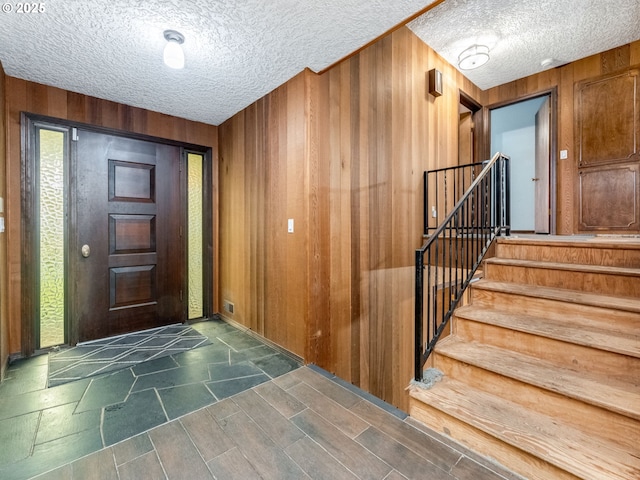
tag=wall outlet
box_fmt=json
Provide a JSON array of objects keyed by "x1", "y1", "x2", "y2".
[
  {"x1": 223, "y1": 300, "x2": 235, "y2": 314},
  {"x1": 431, "y1": 206, "x2": 437, "y2": 218}
]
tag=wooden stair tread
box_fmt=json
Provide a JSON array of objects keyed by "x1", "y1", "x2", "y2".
[
  {"x1": 486, "y1": 257, "x2": 640, "y2": 277},
  {"x1": 455, "y1": 306, "x2": 640, "y2": 358},
  {"x1": 473, "y1": 280, "x2": 640, "y2": 314},
  {"x1": 435, "y1": 337, "x2": 640, "y2": 420},
  {"x1": 410, "y1": 377, "x2": 640, "y2": 480},
  {"x1": 497, "y1": 236, "x2": 640, "y2": 251}
]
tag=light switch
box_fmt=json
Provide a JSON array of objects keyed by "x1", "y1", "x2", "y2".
[
  {"x1": 560, "y1": 150, "x2": 568, "y2": 160},
  {"x1": 0, "y1": 217, "x2": 4, "y2": 233},
  {"x1": 0, "y1": 197, "x2": 3, "y2": 213},
  {"x1": 288, "y1": 218, "x2": 294, "y2": 233}
]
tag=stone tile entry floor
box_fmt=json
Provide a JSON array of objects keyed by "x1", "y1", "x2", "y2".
[
  {"x1": 0, "y1": 317, "x2": 523, "y2": 480},
  {"x1": 0, "y1": 318, "x2": 301, "y2": 480},
  {"x1": 47, "y1": 324, "x2": 212, "y2": 387}
]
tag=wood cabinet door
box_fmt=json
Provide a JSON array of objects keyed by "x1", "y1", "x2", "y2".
[
  {"x1": 575, "y1": 68, "x2": 640, "y2": 232},
  {"x1": 72, "y1": 130, "x2": 184, "y2": 342}
]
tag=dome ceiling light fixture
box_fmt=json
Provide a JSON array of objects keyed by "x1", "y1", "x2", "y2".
[
  {"x1": 458, "y1": 44, "x2": 490, "y2": 70},
  {"x1": 163, "y1": 30, "x2": 185, "y2": 69}
]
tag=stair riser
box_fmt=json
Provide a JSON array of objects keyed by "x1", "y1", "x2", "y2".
[
  {"x1": 432, "y1": 353, "x2": 640, "y2": 451},
  {"x1": 409, "y1": 398, "x2": 580, "y2": 480},
  {"x1": 454, "y1": 317, "x2": 640, "y2": 378},
  {"x1": 496, "y1": 243, "x2": 640, "y2": 268},
  {"x1": 470, "y1": 288, "x2": 640, "y2": 330},
  {"x1": 484, "y1": 263, "x2": 639, "y2": 297}
]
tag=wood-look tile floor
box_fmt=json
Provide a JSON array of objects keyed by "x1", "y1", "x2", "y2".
[{"x1": 30, "y1": 366, "x2": 523, "y2": 480}]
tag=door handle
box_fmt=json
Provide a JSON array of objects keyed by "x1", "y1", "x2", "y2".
[
  {"x1": 81, "y1": 244, "x2": 91, "y2": 258},
  {"x1": 531, "y1": 177, "x2": 539, "y2": 182}
]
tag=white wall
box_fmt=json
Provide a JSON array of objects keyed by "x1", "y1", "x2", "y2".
[{"x1": 491, "y1": 96, "x2": 547, "y2": 231}]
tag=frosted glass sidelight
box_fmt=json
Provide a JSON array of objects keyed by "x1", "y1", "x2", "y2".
[
  {"x1": 39, "y1": 129, "x2": 65, "y2": 347},
  {"x1": 188, "y1": 153, "x2": 204, "y2": 319}
]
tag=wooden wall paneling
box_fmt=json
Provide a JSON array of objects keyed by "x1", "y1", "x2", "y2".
[
  {"x1": 316, "y1": 45, "x2": 356, "y2": 388},
  {"x1": 601, "y1": 44, "x2": 630, "y2": 75},
  {"x1": 352, "y1": 50, "x2": 369, "y2": 393},
  {"x1": 219, "y1": 72, "x2": 310, "y2": 358},
  {"x1": 306, "y1": 68, "x2": 331, "y2": 369},
  {"x1": 0, "y1": 61, "x2": 7, "y2": 379},
  {"x1": 558, "y1": 63, "x2": 575, "y2": 234},
  {"x1": 284, "y1": 73, "x2": 308, "y2": 355},
  {"x1": 5, "y1": 77, "x2": 217, "y2": 354},
  {"x1": 317, "y1": 27, "x2": 482, "y2": 410},
  {"x1": 6, "y1": 78, "x2": 26, "y2": 354},
  {"x1": 247, "y1": 101, "x2": 264, "y2": 335},
  {"x1": 631, "y1": 42, "x2": 640, "y2": 66},
  {"x1": 219, "y1": 111, "x2": 248, "y2": 329},
  {"x1": 218, "y1": 26, "x2": 483, "y2": 411},
  {"x1": 265, "y1": 85, "x2": 287, "y2": 349}
]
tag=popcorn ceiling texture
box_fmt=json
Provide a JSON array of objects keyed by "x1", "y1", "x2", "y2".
[
  {"x1": 2, "y1": 1, "x2": 639, "y2": 126},
  {"x1": 408, "y1": 0, "x2": 640, "y2": 90},
  {"x1": 0, "y1": 0, "x2": 428, "y2": 125}
]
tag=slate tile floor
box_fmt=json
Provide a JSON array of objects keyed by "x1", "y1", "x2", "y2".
[
  {"x1": 47, "y1": 324, "x2": 212, "y2": 388},
  {"x1": 0, "y1": 318, "x2": 301, "y2": 480},
  {"x1": 0, "y1": 318, "x2": 522, "y2": 480}
]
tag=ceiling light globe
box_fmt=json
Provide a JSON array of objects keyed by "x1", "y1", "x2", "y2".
[
  {"x1": 163, "y1": 30, "x2": 185, "y2": 69},
  {"x1": 164, "y1": 41, "x2": 184, "y2": 69}
]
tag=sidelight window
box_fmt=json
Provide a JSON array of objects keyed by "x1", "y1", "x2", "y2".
[
  {"x1": 187, "y1": 152, "x2": 204, "y2": 319},
  {"x1": 37, "y1": 128, "x2": 67, "y2": 348}
]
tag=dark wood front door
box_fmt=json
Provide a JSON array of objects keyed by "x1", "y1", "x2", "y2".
[{"x1": 73, "y1": 130, "x2": 184, "y2": 342}]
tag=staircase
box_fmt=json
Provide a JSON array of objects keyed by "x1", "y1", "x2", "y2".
[{"x1": 409, "y1": 236, "x2": 640, "y2": 480}]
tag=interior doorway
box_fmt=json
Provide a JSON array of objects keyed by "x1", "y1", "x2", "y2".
[
  {"x1": 22, "y1": 114, "x2": 212, "y2": 354},
  {"x1": 490, "y1": 93, "x2": 556, "y2": 233},
  {"x1": 458, "y1": 91, "x2": 485, "y2": 166}
]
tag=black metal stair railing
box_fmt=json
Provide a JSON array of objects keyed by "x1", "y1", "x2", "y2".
[
  {"x1": 424, "y1": 160, "x2": 487, "y2": 236},
  {"x1": 415, "y1": 152, "x2": 510, "y2": 381}
]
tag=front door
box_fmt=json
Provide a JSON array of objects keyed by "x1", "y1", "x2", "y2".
[{"x1": 72, "y1": 130, "x2": 184, "y2": 342}]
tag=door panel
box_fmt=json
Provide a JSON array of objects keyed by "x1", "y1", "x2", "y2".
[
  {"x1": 534, "y1": 97, "x2": 551, "y2": 233},
  {"x1": 577, "y1": 70, "x2": 638, "y2": 167},
  {"x1": 73, "y1": 131, "x2": 183, "y2": 342},
  {"x1": 579, "y1": 163, "x2": 639, "y2": 230}
]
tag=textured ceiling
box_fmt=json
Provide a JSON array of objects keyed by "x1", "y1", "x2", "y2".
[
  {"x1": 0, "y1": 0, "x2": 430, "y2": 125},
  {"x1": 408, "y1": 0, "x2": 640, "y2": 90},
  {"x1": 1, "y1": 1, "x2": 639, "y2": 126}
]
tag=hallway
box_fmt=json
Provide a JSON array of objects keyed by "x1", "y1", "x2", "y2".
[{"x1": 0, "y1": 318, "x2": 521, "y2": 479}]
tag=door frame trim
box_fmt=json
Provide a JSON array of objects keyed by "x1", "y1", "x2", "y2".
[
  {"x1": 485, "y1": 87, "x2": 558, "y2": 234},
  {"x1": 21, "y1": 113, "x2": 213, "y2": 354},
  {"x1": 459, "y1": 90, "x2": 488, "y2": 163}
]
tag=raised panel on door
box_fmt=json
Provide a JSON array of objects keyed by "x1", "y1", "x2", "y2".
[
  {"x1": 578, "y1": 163, "x2": 639, "y2": 231},
  {"x1": 577, "y1": 70, "x2": 639, "y2": 167},
  {"x1": 74, "y1": 131, "x2": 184, "y2": 342}
]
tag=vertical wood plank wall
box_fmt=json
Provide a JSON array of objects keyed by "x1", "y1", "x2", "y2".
[
  {"x1": 485, "y1": 40, "x2": 640, "y2": 234},
  {"x1": 218, "y1": 71, "x2": 310, "y2": 358},
  {"x1": 4, "y1": 78, "x2": 218, "y2": 353},
  {"x1": 219, "y1": 27, "x2": 483, "y2": 410},
  {"x1": 315, "y1": 27, "x2": 482, "y2": 409},
  {"x1": 0, "y1": 62, "x2": 8, "y2": 380}
]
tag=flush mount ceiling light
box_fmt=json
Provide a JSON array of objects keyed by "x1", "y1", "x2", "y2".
[
  {"x1": 540, "y1": 58, "x2": 554, "y2": 68},
  {"x1": 458, "y1": 44, "x2": 490, "y2": 70},
  {"x1": 163, "y1": 30, "x2": 185, "y2": 69}
]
